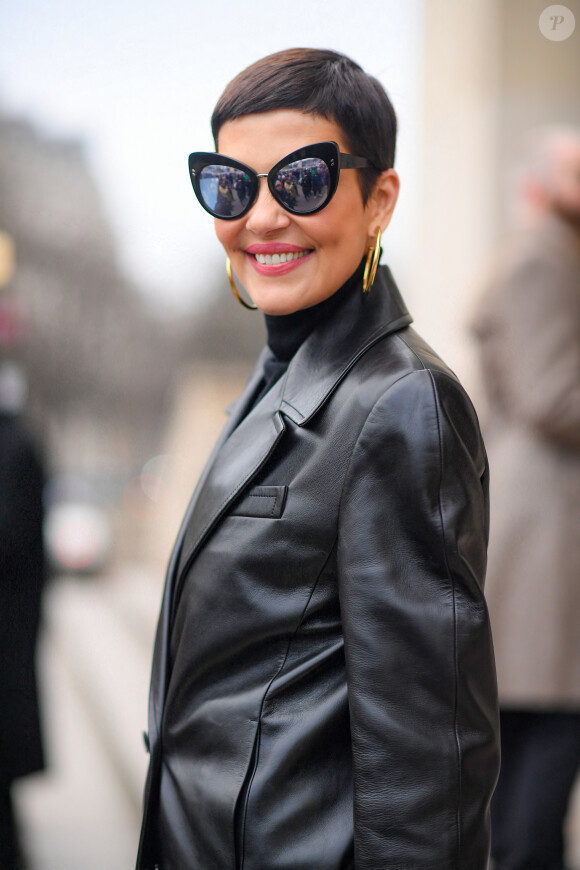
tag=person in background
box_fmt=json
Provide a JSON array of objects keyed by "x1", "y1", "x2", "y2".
[
  {"x1": 0, "y1": 362, "x2": 46, "y2": 870},
  {"x1": 472, "y1": 127, "x2": 580, "y2": 870},
  {"x1": 137, "y1": 48, "x2": 499, "y2": 870}
]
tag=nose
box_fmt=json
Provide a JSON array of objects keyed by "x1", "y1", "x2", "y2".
[{"x1": 245, "y1": 178, "x2": 291, "y2": 235}]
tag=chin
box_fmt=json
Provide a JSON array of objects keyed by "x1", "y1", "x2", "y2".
[
  {"x1": 256, "y1": 299, "x2": 301, "y2": 316},
  {"x1": 247, "y1": 283, "x2": 311, "y2": 316}
]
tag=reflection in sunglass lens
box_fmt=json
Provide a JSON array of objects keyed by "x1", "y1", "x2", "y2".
[
  {"x1": 199, "y1": 165, "x2": 252, "y2": 217},
  {"x1": 274, "y1": 157, "x2": 330, "y2": 214}
]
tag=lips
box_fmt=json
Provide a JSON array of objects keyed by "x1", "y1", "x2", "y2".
[{"x1": 245, "y1": 244, "x2": 313, "y2": 276}]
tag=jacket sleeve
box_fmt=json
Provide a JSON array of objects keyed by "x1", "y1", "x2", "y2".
[{"x1": 337, "y1": 367, "x2": 499, "y2": 870}]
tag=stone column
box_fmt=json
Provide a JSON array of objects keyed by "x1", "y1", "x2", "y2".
[{"x1": 410, "y1": 0, "x2": 503, "y2": 394}]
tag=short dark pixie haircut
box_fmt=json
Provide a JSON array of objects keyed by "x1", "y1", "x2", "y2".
[{"x1": 211, "y1": 48, "x2": 397, "y2": 205}]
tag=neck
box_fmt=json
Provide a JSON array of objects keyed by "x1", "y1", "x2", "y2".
[{"x1": 264, "y1": 259, "x2": 365, "y2": 362}]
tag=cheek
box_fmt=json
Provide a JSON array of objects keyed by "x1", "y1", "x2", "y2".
[
  {"x1": 312, "y1": 189, "x2": 369, "y2": 252},
  {"x1": 309, "y1": 211, "x2": 368, "y2": 260},
  {"x1": 299, "y1": 207, "x2": 361, "y2": 252},
  {"x1": 214, "y1": 219, "x2": 238, "y2": 252}
]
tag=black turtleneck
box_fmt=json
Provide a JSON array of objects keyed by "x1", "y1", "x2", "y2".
[{"x1": 253, "y1": 259, "x2": 366, "y2": 406}]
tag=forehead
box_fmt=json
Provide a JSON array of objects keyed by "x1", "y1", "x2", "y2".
[{"x1": 216, "y1": 109, "x2": 349, "y2": 170}]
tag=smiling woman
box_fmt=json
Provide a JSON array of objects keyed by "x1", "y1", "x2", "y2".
[
  {"x1": 137, "y1": 48, "x2": 499, "y2": 870},
  {"x1": 212, "y1": 109, "x2": 399, "y2": 314}
]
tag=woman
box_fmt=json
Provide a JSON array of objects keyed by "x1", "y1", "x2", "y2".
[{"x1": 137, "y1": 48, "x2": 499, "y2": 870}]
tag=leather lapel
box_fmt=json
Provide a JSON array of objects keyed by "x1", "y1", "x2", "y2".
[
  {"x1": 168, "y1": 346, "x2": 270, "y2": 579},
  {"x1": 280, "y1": 265, "x2": 412, "y2": 425},
  {"x1": 223, "y1": 346, "x2": 272, "y2": 434},
  {"x1": 171, "y1": 267, "x2": 411, "y2": 589},
  {"x1": 148, "y1": 347, "x2": 270, "y2": 744},
  {"x1": 169, "y1": 366, "x2": 287, "y2": 622}
]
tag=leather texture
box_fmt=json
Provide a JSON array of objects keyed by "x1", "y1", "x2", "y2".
[{"x1": 137, "y1": 266, "x2": 499, "y2": 870}]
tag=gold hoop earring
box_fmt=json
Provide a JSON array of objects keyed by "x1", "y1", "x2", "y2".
[
  {"x1": 362, "y1": 229, "x2": 382, "y2": 295},
  {"x1": 226, "y1": 258, "x2": 257, "y2": 311}
]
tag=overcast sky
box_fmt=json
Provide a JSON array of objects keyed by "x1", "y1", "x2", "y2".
[{"x1": 1, "y1": 0, "x2": 423, "y2": 313}]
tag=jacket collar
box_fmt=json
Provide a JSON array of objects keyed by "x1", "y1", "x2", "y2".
[
  {"x1": 280, "y1": 265, "x2": 412, "y2": 424},
  {"x1": 173, "y1": 265, "x2": 411, "y2": 582}
]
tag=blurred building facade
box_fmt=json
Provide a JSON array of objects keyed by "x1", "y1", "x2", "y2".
[{"x1": 0, "y1": 109, "x2": 174, "y2": 486}]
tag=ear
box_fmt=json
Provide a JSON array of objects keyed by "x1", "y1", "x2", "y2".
[{"x1": 365, "y1": 169, "x2": 400, "y2": 237}]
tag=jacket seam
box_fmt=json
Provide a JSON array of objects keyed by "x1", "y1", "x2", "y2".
[
  {"x1": 396, "y1": 332, "x2": 429, "y2": 368},
  {"x1": 237, "y1": 539, "x2": 338, "y2": 870},
  {"x1": 280, "y1": 316, "x2": 413, "y2": 426},
  {"x1": 170, "y1": 415, "x2": 286, "y2": 627},
  {"x1": 425, "y1": 368, "x2": 462, "y2": 865}
]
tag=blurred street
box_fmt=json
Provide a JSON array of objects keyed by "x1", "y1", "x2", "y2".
[
  {"x1": 13, "y1": 565, "x2": 161, "y2": 870},
  {"x1": 10, "y1": 563, "x2": 580, "y2": 870}
]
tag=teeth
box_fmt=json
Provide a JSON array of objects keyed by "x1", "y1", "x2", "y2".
[{"x1": 254, "y1": 250, "x2": 307, "y2": 265}]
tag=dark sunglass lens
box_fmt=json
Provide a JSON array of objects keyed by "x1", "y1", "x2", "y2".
[
  {"x1": 199, "y1": 165, "x2": 252, "y2": 217},
  {"x1": 274, "y1": 157, "x2": 331, "y2": 214}
]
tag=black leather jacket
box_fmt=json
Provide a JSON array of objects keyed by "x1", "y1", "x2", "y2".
[{"x1": 137, "y1": 266, "x2": 499, "y2": 870}]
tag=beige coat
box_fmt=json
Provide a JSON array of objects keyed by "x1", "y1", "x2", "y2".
[{"x1": 472, "y1": 214, "x2": 580, "y2": 708}]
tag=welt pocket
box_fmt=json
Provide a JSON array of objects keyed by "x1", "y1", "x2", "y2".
[{"x1": 230, "y1": 485, "x2": 288, "y2": 519}]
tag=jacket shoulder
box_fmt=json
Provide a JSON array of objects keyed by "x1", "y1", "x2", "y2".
[
  {"x1": 344, "y1": 324, "x2": 469, "y2": 411},
  {"x1": 337, "y1": 326, "x2": 486, "y2": 476}
]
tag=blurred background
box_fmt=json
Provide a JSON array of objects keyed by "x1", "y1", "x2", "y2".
[{"x1": 1, "y1": 0, "x2": 579, "y2": 867}]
